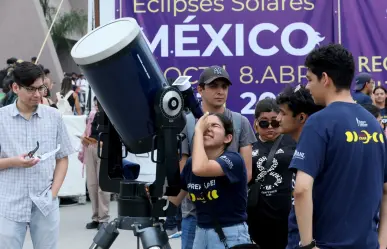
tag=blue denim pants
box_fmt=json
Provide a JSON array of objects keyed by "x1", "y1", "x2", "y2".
[
  {"x1": 0, "y1": 202, "x2": 60, "y2": 249},
  {"x1": 193, "y1": 222, "x2": 251, "y2": 249},
  {"x1": 182, "y1": 215, "x2": 197, "y2": 249}
]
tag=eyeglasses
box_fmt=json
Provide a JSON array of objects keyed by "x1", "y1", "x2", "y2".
[
  {"x1": 258, "y1": 120, "x2": 280, "y2": 129},
  {"x1": 20, "y1": 85, "x2": 47, "y2": 94}
]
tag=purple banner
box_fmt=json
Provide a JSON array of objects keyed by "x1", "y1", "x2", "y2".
[
  {"x1": 341, "y1": 1, "x2": 387, "y2": 86},
  {"x1": 115, "y1": 0, "x2": 387, "y2": 122}
]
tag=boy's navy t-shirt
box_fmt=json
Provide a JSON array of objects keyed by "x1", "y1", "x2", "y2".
[
  {"x1": 287, "y1": 102, "x2": 387, "y2": 249},
  {"x1": 181, "y1": 151, "x2": 248, "y2": 228}
]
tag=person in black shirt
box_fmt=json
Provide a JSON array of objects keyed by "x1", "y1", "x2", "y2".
[{"x1": 247, "y1": 98, "x2": 296, "y2": 249}]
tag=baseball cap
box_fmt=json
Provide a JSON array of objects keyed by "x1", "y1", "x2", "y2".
[
  {"x1": 198, "y1": 66, "x2": 232, "y2": 85},
  {"x1": 354, "y1": 72, "x2": 372, "y2": 91}
]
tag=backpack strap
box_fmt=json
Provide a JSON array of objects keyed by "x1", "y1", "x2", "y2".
[
  {"x1": 186, "y1": 113, "x2": 196, "y2": 154},
  {"x1": 231, "y1": 111, "x2": 242, "y2": 150},
  {"x1": 63, "y1": 90, "x2": 74, "y2": 100}
]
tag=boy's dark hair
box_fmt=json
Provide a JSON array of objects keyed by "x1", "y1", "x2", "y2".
[
  {"x1": 6, "y1": 57, "x2": 17, "y2": 65},
  {"x1": 12, "y1": 62, "x2": 44, "y2": 87},
  {"x1": 305, "y1": 44, "x2": 355, "y2": 91},
  {"x1": 254, "y1": 98, "x2": 280, "y2": 119},
  {"x1": 277, "y1": 85, "x2": 324, "y2": 117},
  {"x1": 361, "y1": 104, "x2": 381, "y2": 119},
  {"x1": 212, "y1": 113, "x2": 234, "y2": 148},
  {"x1": 44, "y1": 68, "x2": 50, "y2": 75}
]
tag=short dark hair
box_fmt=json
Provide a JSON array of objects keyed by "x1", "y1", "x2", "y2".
[
  {"x1": 12, "y1": 62, "x2": 44, "y2": 87},
  {"x1": 31, "y1": 56, "x2": 37, "y2": 61},
  {"x1": 305, "y1": 44, "x2": 355, "y2": 91},
  {"x1": 254, "y1": 98, "x2": 280, "y2": 119},
  {"x1": 6, "y1": 57, "x2": 17, "y2": 65},
  {"x1": 276, "y1": 85, "x2": 324, "y2": 117},
  {"x1": 361, "y1": 104, "x2": 381, "y2": 118},
  {"x1": 212, "y1": 113, "x2": 233, "y2": 149},
  {"x1": 44, "y1": 68, "x2": 50, "y2": 75}
]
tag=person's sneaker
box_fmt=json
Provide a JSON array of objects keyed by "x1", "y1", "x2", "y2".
[
  {"x1": 98, "y1": 222, "x2": 108, "y2": 230},
  {"x1": 168, "y1": 231, "x2": 182, "y2": 239},
  {"x1": 166, "y1": 227, "x2": 178, "y2": 236},
  {"x1": 86, "y1": 221, "x2": 99, "y2": 229}
]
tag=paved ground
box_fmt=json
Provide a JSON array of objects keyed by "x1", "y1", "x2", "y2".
[{"x1": 23, "y1": 200, "x2": 181, "y2": 249}]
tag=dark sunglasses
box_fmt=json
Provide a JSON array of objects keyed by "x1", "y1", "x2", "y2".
[{"x1": 258, "y1": 120, "x2": 280, "y2": 129}]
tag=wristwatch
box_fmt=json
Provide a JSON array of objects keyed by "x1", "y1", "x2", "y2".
[{"x1": 299, "y1": 239, "x2": 316, "y2": 249}]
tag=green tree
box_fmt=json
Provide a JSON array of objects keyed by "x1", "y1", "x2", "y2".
[{"x1": 39, "y1": 0, "x2": 87, "y2": 51}]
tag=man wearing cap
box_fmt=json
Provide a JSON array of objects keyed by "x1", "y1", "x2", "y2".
[
  {"x1": 352, "y1": 72, "x2": 374, "y2": 105},
  {"x1": 179, "y1": 65, "x2": 257, "y2": 249}
]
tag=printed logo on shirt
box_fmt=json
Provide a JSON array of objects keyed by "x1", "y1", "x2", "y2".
[
  {"x1": 356, "y1": 118, "x2": 368, "y2": 127},
  {"x1": 252, "y1": 149, "x2": 259, "y2": 157},
  {"x1": 255, "y1": 156, "x2": 283, "y2": 195},
  {"x1": 219, "y1": 155, "x2": 233, "y2": 169},
  {"x1": 187, "y1": 180, "x2": 219, "y2": 203},
  {"x1": 293, "y1": 150, "x2": 305, "y2": 160},
  {"x1": 275, "y1": 148, "x2": 284, "y2": 154},
  {"x1": 345, "y1": 130, "x2": 385, "y2": 144}
]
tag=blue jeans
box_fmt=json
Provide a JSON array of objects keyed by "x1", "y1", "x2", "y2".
[
  {"x1": 0, "y1": 202, "x2": 60, "y2": 249},
  {"x1": 193, "y1": 222, "x2": 251, "y2": 249},
  {"x1": 182, "y1": 215, "x2": 197, "y2": 249}
]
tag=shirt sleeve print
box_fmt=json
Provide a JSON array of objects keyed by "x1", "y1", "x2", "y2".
[{"x1": 216, "y1": 152, "x2": 245, "y2": 183}]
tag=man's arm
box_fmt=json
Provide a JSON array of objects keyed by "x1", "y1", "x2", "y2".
[
  {"x1": 179, "y1": 154, "x2": 188, "y2": 173},
  {"x1": 0, "y1": 158, "x2": 16, "y2": 170},
  {"x1": 0, "y1": 156, "x2": 39, "y2": 170},
  {"x1": 294, "y1": 170, "x2": 314, "y2": 246},
  {"x1": 239, "y1": 116, "x2": 257, "y2": 182},
  {"x1": 169, "y1": 190, "x2": 188, "y2": 206},
  {"x1": 53, "y1": 114, "x2": 75, "y2": 197},
  {"x1": 239, "y1": 145, "x2": 252, "y2": 182},
  {"x1": 289, "y1": 117, "x2": 325, "y2": 247},
  {"x1": 51, "y1": 157, "x2": 68, "y2": 198},
  {"x1": 379, "y1": 140, "x2": 387, "y2": 249},
  {"x1": 378, "y1": 183, "x2": 387, "y2": 248}
]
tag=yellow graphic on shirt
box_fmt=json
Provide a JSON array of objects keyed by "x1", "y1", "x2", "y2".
[
  {"x1": 189, "y1": 190, "x2": 219, "y2": 203},
  {"x1": 345, "y1": 130, "x2": 385, "y2": 144}
]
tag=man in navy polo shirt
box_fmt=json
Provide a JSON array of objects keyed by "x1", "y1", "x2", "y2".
[
  {"x1": 287, "y1": 44, "x2": 387, "y2": 249},
  {"x1": 352, "y1": 72, "x2": 374, "y2": 105}
]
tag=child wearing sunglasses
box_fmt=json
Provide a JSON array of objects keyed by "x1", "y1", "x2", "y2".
[{"x1": 247, "y1": 98, "x2": 296, "y2": 249}]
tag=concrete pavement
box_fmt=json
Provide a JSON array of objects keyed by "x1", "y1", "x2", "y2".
[{"x1": 23, "y1": 201, "x2": 181, "y2": 249}]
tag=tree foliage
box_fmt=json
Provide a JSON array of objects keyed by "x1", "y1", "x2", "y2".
[{"x1": 39, "y1": 0, "x2": 87, "y2": 51}]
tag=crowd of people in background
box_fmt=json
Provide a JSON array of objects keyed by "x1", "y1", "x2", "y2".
[
  {"x1": 0, "y1": 56, "x2": 89, "y2": 115},
  {"x1": 1, "y1": 44, "x2": 387, "y2": 249}
]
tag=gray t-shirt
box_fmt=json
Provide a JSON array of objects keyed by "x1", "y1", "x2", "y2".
[{"x1": 180, "y1": 108, "x2": 257, "y2": 218}]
